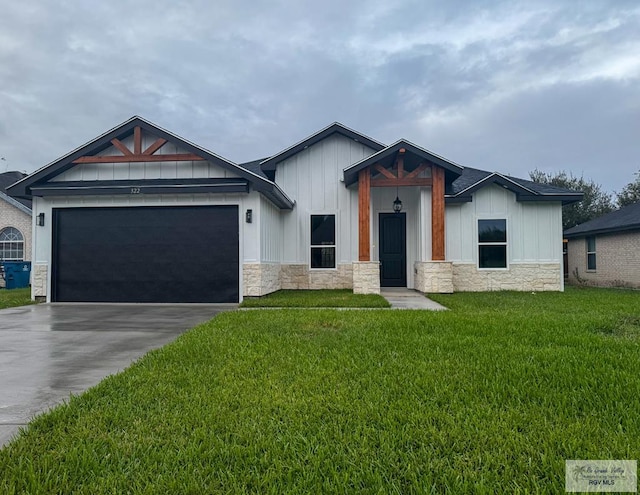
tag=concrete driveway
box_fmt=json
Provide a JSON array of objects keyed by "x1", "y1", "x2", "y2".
[{"x1": 0, "y1": 303, "x2": 232, "y2": 447}]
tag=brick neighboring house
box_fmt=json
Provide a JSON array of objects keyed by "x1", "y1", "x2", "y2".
[
  {"x1": 565, "y1": 201, "x2": 640, "y2": 288},
  {"x1": 0, "y1": 171, "x2": 32, "y2": 288}
]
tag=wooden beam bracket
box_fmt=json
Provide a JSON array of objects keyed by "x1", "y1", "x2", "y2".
[
  {"x1": 143, "y1": 138, "x2": 168, "y2": 155},
  {"x1": 110, "y1": 138, "x2": 133, "y2": 156},
  {"x1": 72, "y1": 154, "x2": 205, "y2": 164},
  {"x1": 371, "y1": 178, "x2": 432, "y2": 187},
  {"x1": 133, "y1": 126, "x2": 142, "y2": 155},
  {"x1": 405, "y1": 163, "x2": 429, "y2": 179},
  {"x1": 374, "y1": 163, "x2": 396, "y2": 179}
]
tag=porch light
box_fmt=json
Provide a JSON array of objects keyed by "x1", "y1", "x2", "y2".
[
  {"x1": 393, "y1": 196, "x2": 403, "y2": 213},
  {"x1": 37, "y1": 213, "x2": 45, "y2": 226}
]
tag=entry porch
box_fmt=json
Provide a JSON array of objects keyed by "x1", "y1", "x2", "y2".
[{"x1": 344, "y1": 141, "x2": 457, "y2": 294}]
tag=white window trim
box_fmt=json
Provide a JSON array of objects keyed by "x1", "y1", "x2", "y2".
[
  {"x1": 0, "y1": 227, "x2": 25, "y2": 261},
  {"x1": 476, "y1": 217, "x2": 509, "y2": 270},
  {"x1": 309, "y1": 212, "x2": 337, "y2": 270},
  {"x1": 586, "y1": 236, "x2": 596, "y2": 272}
]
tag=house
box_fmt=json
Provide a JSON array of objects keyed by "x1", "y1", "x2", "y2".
[
  {"x1": 564, "y1": 201, "x2": 640, "y2": 288},
  {"x1": 0, "y1": 172, "x2": 32, "y2": 288},
  {"x1": 8, "y1": 116, "x2": 583, "y2": 303}
]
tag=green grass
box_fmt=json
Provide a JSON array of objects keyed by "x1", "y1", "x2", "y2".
[
  {"x1": 240, "y1": 289, "x2": 391, "y2": 308},
  {"x1": 0, "y1": 287, "x2": 35, "y2": 309},
  {"x1": 1, "y1": 287, "x2": 639, "y2": 493}
]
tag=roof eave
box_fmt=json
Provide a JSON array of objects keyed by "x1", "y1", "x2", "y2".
[
  {"x1": 251, "y1": 182, "x2": 295, "y2": 210},
  {"x1": 517, "y1": 194, "x2": 584, "y2": 205},
  {"x1": 0, "y1": 191, "x2": 32, "y2": 215},
  {"x1": 445, "y1": 195, "x2": 472, "y2": 204},
  {"x1": 565, "y1": 224, "x2": 640, "y2": 238}
]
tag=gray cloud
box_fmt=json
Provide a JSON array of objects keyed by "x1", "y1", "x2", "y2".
[{"x1": 0, "y1": 0, "x2": 638, "y2": 194}]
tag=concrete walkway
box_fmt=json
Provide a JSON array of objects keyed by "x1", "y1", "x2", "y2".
[{"x1": 380, "y1": 288, "x2": 448, "y2": 310}]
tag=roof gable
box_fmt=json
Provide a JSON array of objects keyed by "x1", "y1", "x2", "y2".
[
  {"x1": 565, "y1": 201, "x2": 640, "y2": 237},
  {"x1": 8, "y1": 116, "x2": 293, "y2": 209},
  {"x1": 260, "y1": 122, "x2": 385, "y2": 175},
  {"x1": 343, "y1": 139, "x2": 464, "y2": 187}
]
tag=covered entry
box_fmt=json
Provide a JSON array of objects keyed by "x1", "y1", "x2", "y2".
[
  {"x1": 52, "y1": 205, "x2": 239, "y2": 303},
  {"x1": 343, "y1": 140, "x2": 464, "y2": 292}
]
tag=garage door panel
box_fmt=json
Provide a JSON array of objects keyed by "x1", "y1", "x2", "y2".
[{"x1": 52, "y1": 206, "x2": 239, "y2": 303}]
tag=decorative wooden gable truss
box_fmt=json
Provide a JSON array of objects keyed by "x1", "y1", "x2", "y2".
[
  {"x1": 71, "y1": 125, "x2": 204, "y2": 164},
  {"x1": 9, "y1": 117, "x2": 293, "y2": 209}
]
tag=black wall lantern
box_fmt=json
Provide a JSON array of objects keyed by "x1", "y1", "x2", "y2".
[
  {"x1": 245, "y1": 209, "x2": 253, "y2": 223},
  {"x1": 393, "y1": 186, "x2": 403, "y2": 213},
  {"x1": 37, "y1": 212, "x2": 45, "y2": 226},
  {"x1": 393, "y1": 196, "x2": 403, "y2": 213}
]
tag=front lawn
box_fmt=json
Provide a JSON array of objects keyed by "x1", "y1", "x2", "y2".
[
  {"x1": 240, "y1": 289, "x2": 390, "y2": 308},
  {"x1": 0, "y1": 287, "x2": 35, "y2": 309},
  {"x1": 1, "y1": 288, "x2": 639, "y2": 493}
]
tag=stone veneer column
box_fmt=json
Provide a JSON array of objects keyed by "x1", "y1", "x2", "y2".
[
  {"x1": 243, "y1": 263, "x2": 282, "y2": 296},
  {"x1": 352, "y1": 261, "x2": 380, "y2": 294},
  {"x1": 32, "y1": 263, "x2": 48, "y2": 301},
  {"x1": 414, "y1": 261, "x2": 454, "y2": 293}
]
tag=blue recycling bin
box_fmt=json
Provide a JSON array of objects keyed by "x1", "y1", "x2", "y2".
[{"x1": 2, "y1": 261, "x2": 31, "y2": 290}]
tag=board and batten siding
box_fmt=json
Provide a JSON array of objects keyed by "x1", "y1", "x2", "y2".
[
  {"x1": 274, "y1": 134, "x2": 377, "y2": 265},
  {"x1": 445, "y1": 185, "x2": 563, "y2": 263},
  {"x1": 260, "y1": 196, "x2": 283, "y2": 263}
]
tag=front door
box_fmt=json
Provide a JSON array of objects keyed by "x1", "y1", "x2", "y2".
[{"x1": 379, "y1": 213, "x2": 406, "y2": 287}]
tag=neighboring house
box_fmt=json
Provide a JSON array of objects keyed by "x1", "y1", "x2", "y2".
[
  {"x1": 0, "y1": 172, "x2": 32, "y2": 288},
  {"x1": 564, "y1": 202, "x2": 640, "y2": 288},
  {"x1": 8, "y1": 116, "x2": 582, "y2": 303}
]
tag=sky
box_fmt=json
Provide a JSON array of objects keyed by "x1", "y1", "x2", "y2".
[{"x1": 1, "y1": 0, "x2": 639, "y2": 196}]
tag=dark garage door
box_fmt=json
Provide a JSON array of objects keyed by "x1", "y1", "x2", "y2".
[{"x1": 52, "y1": 206, "x2": 239, "y2": 303}]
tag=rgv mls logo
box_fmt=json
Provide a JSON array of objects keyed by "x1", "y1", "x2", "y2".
[{"x1": 566, "y1": 460, "x2": 637, "y2": 492}]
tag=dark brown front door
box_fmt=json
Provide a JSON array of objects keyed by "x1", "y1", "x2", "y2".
[{"x1": 379, "y1": 213, "x2": 406, "y2": 287}]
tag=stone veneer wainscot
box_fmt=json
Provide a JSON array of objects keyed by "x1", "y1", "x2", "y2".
[{"x1": 452, "y1": 263, "x2": 562, "y2": 291}]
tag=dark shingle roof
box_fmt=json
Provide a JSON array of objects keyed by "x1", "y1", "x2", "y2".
[
  {"x1": 504, "y1": 175, "x2": 583, "y2": 195},
  {"x1": 448, "y1": 167, "x2": 492, "y2": 195},
  {"x1": 446, "y1": 167, "x2": 583, "y2": 204},
  {"x1": 0, "y1": 172, "x2": 31, "y2": 209},
  {"x1": 564, "y1": 201, "x2": 640, "y2": 238},
  {"x1": 238, "y1": 158, "x2": 270, "y2": 179}
]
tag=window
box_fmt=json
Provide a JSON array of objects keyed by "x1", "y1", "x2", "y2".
[
  {"x1": 478, "y1": 219, "x2": 507, "y2": 268},
  {"x1": 0, "y1": 227, "x2": 24, "y2": 261},
  {"x1": 586, "y1": 236, "x2": 596, "y2": 270},
  {"x1": 310, "y1": 215, "x2": 335, "y2": 269}
]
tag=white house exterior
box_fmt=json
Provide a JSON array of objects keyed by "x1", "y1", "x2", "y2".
[{"x1": 8, "y1": 117, "x2": 582, "y2": 303}]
